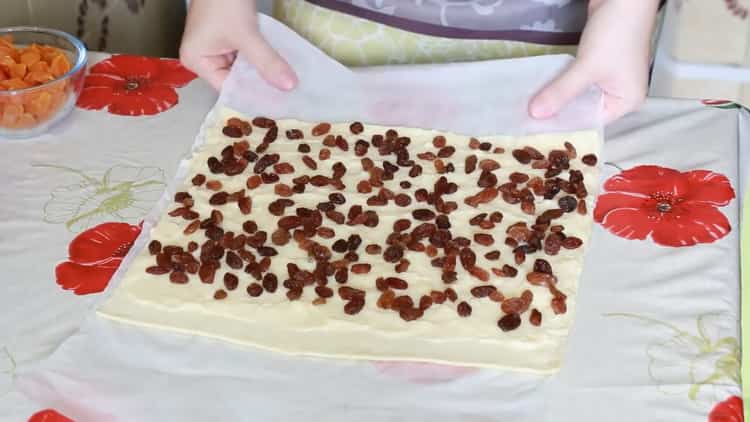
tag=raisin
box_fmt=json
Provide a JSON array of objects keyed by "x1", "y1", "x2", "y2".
[
  {"x1": 318, "y1": 148, "x2": 331, "y2": 161},
  {"x1": 465, "y1": 155, "x2": 477, "y2": 174},
  {"x1": 375, "y1": 277, "x2": 403, "y2": 291},
  {"x1": 459, "y1": 248, "x2": 476, "y2": 269},
  {"x1": 577, "y1": 200, "x2": 588, "y2": 215},
  {"x1": 335, "y1": 268, "x2": 349, "y2": 283},
  {"x1": 242, "y1": 220, "x2": 258, "y2": 234},
  {"x1": 365, "y1": 244, "x2": 382, "y2": 255},
  {"x1": 395, "y1": 259, "x2": 410, "y2": 273},
  {"x1": 394, "y1": 194, "x2": 412, "y2": 207},
  {"x1": 148, "y1": 240, "x2": 162, "y2": 255},
  {"x1": 484, "y1": 250, "x2": 501, "y2": 260},
  {"x1": 526, "y1": 272, "x2": 557, "y2": 286},
  {"x1": 312, "y1": 122, "x2": 331, "y2": 136},
  {"x1": 512, "y1": 149, "x2": 532, "y2": 164},
  {"x1": 286, "y1": 289, "x2": 303, "y2": 301},
  {"x1": 347, "y1": 234, "x2": 362, "y2": 251},
  {"x1": 199, "y1": 265, "x2": 217, "y2": 284},
  {"x1": 478, "y1": 170, "x2": 498, "y2": 188},
  {"x1": 562, "y1": 237, "x2": 583, "y2": 249},
  {"x1": 223, "y1": 273, "x2": 239, "y2": 290},
  {"x1": 437, "y1": 146, "x2": 455, "y2": 158},
  {"x1": 226, "y1": 251, "x2": 243, "y2": 269},
  {"x1": 399, "y1": 307, "x2": 424, "y2": 321},
  {"x1": 473, "y1": 233, "x2": 494, "y2": 246},
  {"x1": 529, "y1": 309, "x2": 542, "y2": 326},
  {"x1": 302, "y1": 156, "x2": 317, "y2": 170},
  {"x1": 533, "y1": 259, "x2": 552, "y2": 274},
  {"x1": 470, "y1": 285, "x2": 496, "y2": 298},
  {"x1": 350, "y1": 121, "x2": 364, "y2": 134},
  {"x1": 315, "y1": 285, "x2": 334, "y2": 298},
  {"x1": 430, "y1": 290, "x2": 446, "y2": 304},
  {"x1": 247, "y1": 283, "x2": 263, "y2": 297},
  {"x1": 468, "y1": 266, "x2": 490, "y2": 282},
  {"x1": 412, "y1": 209, "x2": 436, "y2": 221},
  {"x1": 457, "y1": 301, "x2": 472, "y2": 317},
  {"x1": 351, "y1": 263, "x2": 371, "y2": 274},
  {"x1": 544, "y1": 233, "x2": 563, "y2": 255},
  {"x1": 558, "y1": 196, "x2": 578, "y2": 213},
  {"x1": 442, "y1": 271, "x2": 457, "y2": 284},
  {"x1": 497, "y1": 265, "x2": 518, "y2": 278},
  {"x1": 581, "y1": 154, "x2": 598, "y2": 166},
  {"x1": 444, "y1": 288, "x2": 458, "y2": 302},
  {"x1": 501, "y1": 298, "x2": 526, "y2": 314},
  {"x1": 498, "y1": 313, "x2": 522, "y2": 331},
  {"x1": 146, "y1": 266, "x2": 169, "y2": 275},
  {"x1": 339, "y1": 286, "x2": 365, "y2": 300}
]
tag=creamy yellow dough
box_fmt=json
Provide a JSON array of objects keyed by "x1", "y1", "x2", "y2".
[{"x1": 98, "y1": 107, "x2": 602, "y2": 373}]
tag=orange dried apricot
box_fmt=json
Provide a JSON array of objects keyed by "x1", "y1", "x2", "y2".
[
  {"x1": 49, "y1": 54, "x2": 71, "y2": 78},
  {"x1": 29, "y1": 61, "x2": 49, "y2": 73},
  {"x1": 0, "y1": 35, "x2": 74, "y2": 129},
  {"x1": 8, "y1": 62, "x2": 27, "y2": 79}
]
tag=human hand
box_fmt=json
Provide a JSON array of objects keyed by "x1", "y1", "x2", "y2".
[
  {"x1": 180, "y1": 0, "x2": 297, "y2": 91},
  {"x1": 529, "y1": 0, "x2": 660, "y2": 124}
]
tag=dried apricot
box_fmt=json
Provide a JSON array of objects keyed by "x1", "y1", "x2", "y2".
[{"x1": 0, "y1": 35, "x2": 74, "y2": 129}]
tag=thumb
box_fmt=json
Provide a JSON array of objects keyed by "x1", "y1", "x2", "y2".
[
  {"x1": 529, "y1": 60, "x2": 593, "y2": 119},
  {"x1": 238, "y1": 30, "x2": 298, "y2": 91}
]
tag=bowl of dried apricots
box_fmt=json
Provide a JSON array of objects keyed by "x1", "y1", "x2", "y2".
[{"x1": 0, "y1": 27, "x2": 87, "y2": 138}]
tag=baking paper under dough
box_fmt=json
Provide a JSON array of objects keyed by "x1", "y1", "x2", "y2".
[{"x1": 98, "y1": 108, "x2": 602, "y2": 373}]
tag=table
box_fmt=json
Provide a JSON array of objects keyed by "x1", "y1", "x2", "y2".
[{"x1": 0, "y1": 51, "x2": 744, "y2": 422}]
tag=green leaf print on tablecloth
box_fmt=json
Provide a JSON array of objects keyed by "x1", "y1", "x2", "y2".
[
  {"x1": 606, "y1": 313, "x2": 739, "y2": 402},
  {"x1": 34, "y1": 164, "x2": 165, "y2": 232}
]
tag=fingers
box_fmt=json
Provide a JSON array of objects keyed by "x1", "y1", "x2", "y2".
[
  {"x1": 180, "y1": 29, "x2": 297, "y2": 92},
  {"x1": 237, "y1": 30, "x2": 298, "y2": 91},
  {"x1": 529, "y1": 59, "x2": 594, "y2": 120},
  {"x1": 182, "y1": 52, "x2": 234, "y2": 91},
  {"x1": 602, "y1": 85, "x2": 647, "y2": 124}
]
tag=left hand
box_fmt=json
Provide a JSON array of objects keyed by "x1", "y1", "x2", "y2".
[{"x1": 529, "y1": 0, "x2": 660, "y2": 124}]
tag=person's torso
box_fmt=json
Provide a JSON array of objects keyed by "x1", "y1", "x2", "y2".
[
  {"x1": 298, "y1": 0, "x2": 587, "y2": 44},
  {"x1": 273, "y1": 0, "x2": 586, "y2": 66}
]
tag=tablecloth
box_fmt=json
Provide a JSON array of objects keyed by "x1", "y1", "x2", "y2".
[{"x1": 0, "y1": 51, "x2": 745, "y2": 421}]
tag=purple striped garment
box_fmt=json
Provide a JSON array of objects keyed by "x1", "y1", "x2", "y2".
[{"x1": 304, "y1": 0, "x2": 588, "y2": 44}]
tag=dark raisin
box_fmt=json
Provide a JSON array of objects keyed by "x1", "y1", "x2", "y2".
[
  {"x1": 498, "y1": 313, "x2": 522, "y2": 331},
  {"x1": 558, "y1": 196, "x2": 578, "y2": 213},
  {"x1": 247, "y1": 283, "x2": 263, "y2": 297},
  {"x1": 512, "y1": 149, "x2": 532, "y2": 164},
  {"x1": 457, "y1": 301, "x2": 472, "y2": 317},
  {"x1": 223, "y1": 273, "x2": 239, "y2": 290},
  {"x1": 581, "y1": 154, "x2": 598, "y2": 166}
]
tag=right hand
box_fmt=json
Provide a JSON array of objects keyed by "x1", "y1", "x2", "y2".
[{"x1": 180, "y1": 0, "x2": 298, "y2": 91}]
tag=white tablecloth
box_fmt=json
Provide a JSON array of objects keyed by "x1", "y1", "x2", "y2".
[{"x1": 0, "y1": 50, "x2": 744, "y2": 421}]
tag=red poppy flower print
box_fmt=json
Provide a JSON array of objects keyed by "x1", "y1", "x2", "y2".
[
  {"x1": 702, "y1": 99, "x2": 742, "y2": 110},
  {"x1": 76, "y1": 55, "x2": 197, "y2": 116},
  {"x1": 55, "y1": 222, "x2": 141, "y2": 295},
  {"x1": 28, "y1": 409, "x2": 74, "y2": 422},
  {"x1": 708, "y1": 395, "x2": 743, "y2": 422},
  {"x1": 594, "y1": 166, "x2": 735, "y2": 247}
]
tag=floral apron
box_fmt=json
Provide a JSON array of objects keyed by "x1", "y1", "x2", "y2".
[{"x1": 273, "y1": 0, "x2": 587, "y2": 66}]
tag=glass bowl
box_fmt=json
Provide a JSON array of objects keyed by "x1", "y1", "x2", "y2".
[{"x1": 0, "y1": 27, "x2": 87, "y2": 139}]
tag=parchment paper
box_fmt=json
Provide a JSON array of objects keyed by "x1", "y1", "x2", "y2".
[
  {"x1": 215, "y1": 15, "x2": 603, "y2": 137},
  {"x1": 16, "y1": 14, "x2": 615, "y2": 422}
]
